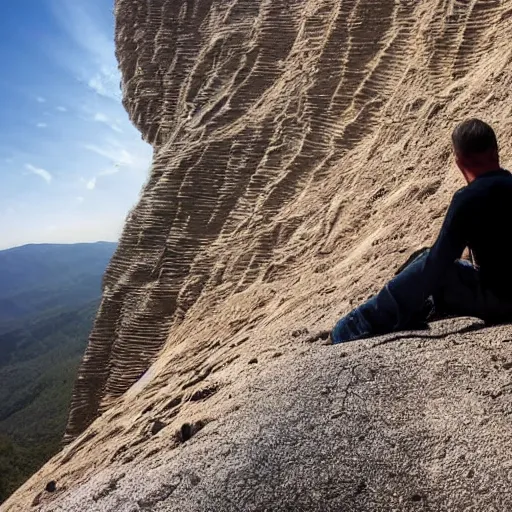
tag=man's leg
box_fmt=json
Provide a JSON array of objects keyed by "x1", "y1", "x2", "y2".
[
  {"x1": 331, "y1": 256, "x2": 508, "y2": 344},
  {"x1": 434, "y1": 260, "x2": 512, "y2": 324},
  {"x1": 432, "y1": 259, "x2": 485, "y2": 319},
  {"x1": 331, "y1": 251, "x2": 432, "y2": 344}
]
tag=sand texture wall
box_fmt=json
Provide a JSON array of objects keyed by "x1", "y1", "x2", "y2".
[{"x1": 5, "y1": 0, "x2": 512, "y2": 510}]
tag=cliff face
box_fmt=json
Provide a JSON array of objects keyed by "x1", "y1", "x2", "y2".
[
  {"x1": 66, "y1": 0, "x2": 512, "y2": 441},
  {"x1": 5, "y1": 0, "x2": 512, "y2": 510}
]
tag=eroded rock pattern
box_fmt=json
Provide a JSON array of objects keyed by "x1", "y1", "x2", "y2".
[
  {"x1": 66, "y1": 0, "x2": 512, "y2": 441},
  {"x1": 16, "y1": 321, "x2": 512, "y2": 511},
  {"x1": 5, "y1": 1, "x2": 512, "y2": 509}
]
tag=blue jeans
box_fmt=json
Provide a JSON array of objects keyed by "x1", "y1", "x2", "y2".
[{"x1": 331, "y1": 251, "x2": 512, "y2": 344}]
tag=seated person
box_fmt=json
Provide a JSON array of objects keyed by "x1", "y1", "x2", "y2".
[{"x1": 331, "y1": 118, "x2": 512, "y2": 344}]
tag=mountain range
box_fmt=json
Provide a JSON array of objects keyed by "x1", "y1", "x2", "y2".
[{"x1": 0, "y1": 242, "x2": 115, "y2": 502}]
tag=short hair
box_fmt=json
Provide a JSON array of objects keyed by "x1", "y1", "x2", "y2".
[{"x1": 452, "y1": 118, "x2": 498, "y2": 157}]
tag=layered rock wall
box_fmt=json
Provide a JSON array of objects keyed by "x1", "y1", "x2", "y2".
[
  {"x1": 66, "y1": 0, "x2": 512, "y2": 441},
  {"x1": 5, "y1": 0, "x2": 512, "y2": 509}
]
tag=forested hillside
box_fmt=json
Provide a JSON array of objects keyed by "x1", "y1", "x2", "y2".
[{"x1": 0, "y1": 243, "x2": 115, "y2": 502}]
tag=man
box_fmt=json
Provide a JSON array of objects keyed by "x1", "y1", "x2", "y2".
[{"x1": 331, "y1": 118, "x2": 512, "y2": 344}]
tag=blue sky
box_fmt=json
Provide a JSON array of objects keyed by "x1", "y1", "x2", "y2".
[{"x1": 0, "y1": 0, "x2": 152, "y2": 249}]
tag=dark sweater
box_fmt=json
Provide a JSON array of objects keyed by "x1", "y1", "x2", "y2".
[{"x1": 427, "y1": 168, "x2": 512, "y2": 299}]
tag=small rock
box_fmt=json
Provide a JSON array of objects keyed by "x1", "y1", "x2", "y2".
[
  {"x1": 304, "y1": 330, "x2": 330, "y2": 344},
  {"x1": 248, "y1": 358, "x2": 258, "y2": 365},
  {"x1": 45, "y1": 481, "x2": 57, "y2": 493},
  {"x1": 411, "y1": 493, "x2": 423, "y2": 502},
  {"x1": 354, "y1": 481, "x2": 366, "y2": 495},
  {"x1": 189, "y1": 473, "x2": 201, "y2": 486},
  {"x1": 180, "y1": 423, "x2": 193, "y2": 442},
  {"x1": 178, "y1": 420, "x2": 206, "y2": 443}
]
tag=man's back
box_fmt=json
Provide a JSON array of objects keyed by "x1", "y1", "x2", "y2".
[{"x1": 459, "y1": 169, "x2": 512, "y2": 298}]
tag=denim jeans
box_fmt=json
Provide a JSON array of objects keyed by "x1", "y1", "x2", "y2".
[{"x1": 331, "y1": 250, "x2": 512, "y2": 344}]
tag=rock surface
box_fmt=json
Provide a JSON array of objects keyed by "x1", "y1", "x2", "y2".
[
  {"x1": 5, "y1": 0, "x2": 512, "y2": 510},
  {"x1": 9, "y1": 320, "x2": 512, "y2": 511}
]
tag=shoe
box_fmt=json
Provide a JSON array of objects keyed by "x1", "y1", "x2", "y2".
[{"x1": 331, "y1": 310, "x2": 374, "y2": 344}]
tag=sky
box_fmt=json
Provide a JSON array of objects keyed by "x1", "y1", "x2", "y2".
[{"x1": 0, "y1": 0, "x2": 153, "y2": 249}]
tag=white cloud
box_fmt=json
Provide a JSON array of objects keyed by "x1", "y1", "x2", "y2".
[
  {"x1": 85, "y1": 143, "x2": 134, "y2": 167},
  {"x1": 36, "y1": 122, "x2": 48, "y2": 128},
  {"x1": 94, "y1": 112, "x2": 108, "y2": 123},
  {"x1": 48, "y1": 1, "x2": 121, "y2": 101},
  {"x1": 86, "y1": 177, "x2": 96, "y2": 190},
  {"x1": 99, "y1": 165, "x2": 121, "y2": 176},
  {"x1": 25, "y1": 164, "x2": 52, "y2": 183},
  {"x1": 82, "y1": 166, "x2": 120, "y2": 192},
  {"x1": 93, "y1": 112, "x2": 124, "y2": 133},
  {"x1": 78, "y1": 162, "x2": 122, "y2": 196},
  {"x1": 88, "y1": 76, "x2": 107, "y2": 96},
  {"x1": 0, "y1": 0, "x2": 152, "y2": 249},
  {"x1": 51, "y1": 1, "x2": 116, "y2": 66},
  {"x1": 36, "y1": 96, "x2": 46, "y2": 103},
  {"x1": 88, "y1": 70, "x2": 120, "y2": 100}
]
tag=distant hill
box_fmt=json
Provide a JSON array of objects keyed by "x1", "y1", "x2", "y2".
[
  {"x1": 0, "y1": 242, "x2": 116, "y2": 502},
  {"x1": 0, "y1": 242, "x2": 115, "y2": 325}
]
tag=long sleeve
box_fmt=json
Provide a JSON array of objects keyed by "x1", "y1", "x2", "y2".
[{"x1": 422, "y1": 191, "x2": 468, "y2": 288}]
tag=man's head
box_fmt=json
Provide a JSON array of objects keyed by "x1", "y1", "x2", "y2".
[{"x1": 452, "y1": 118, "x2": 500, "y2": 183}]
